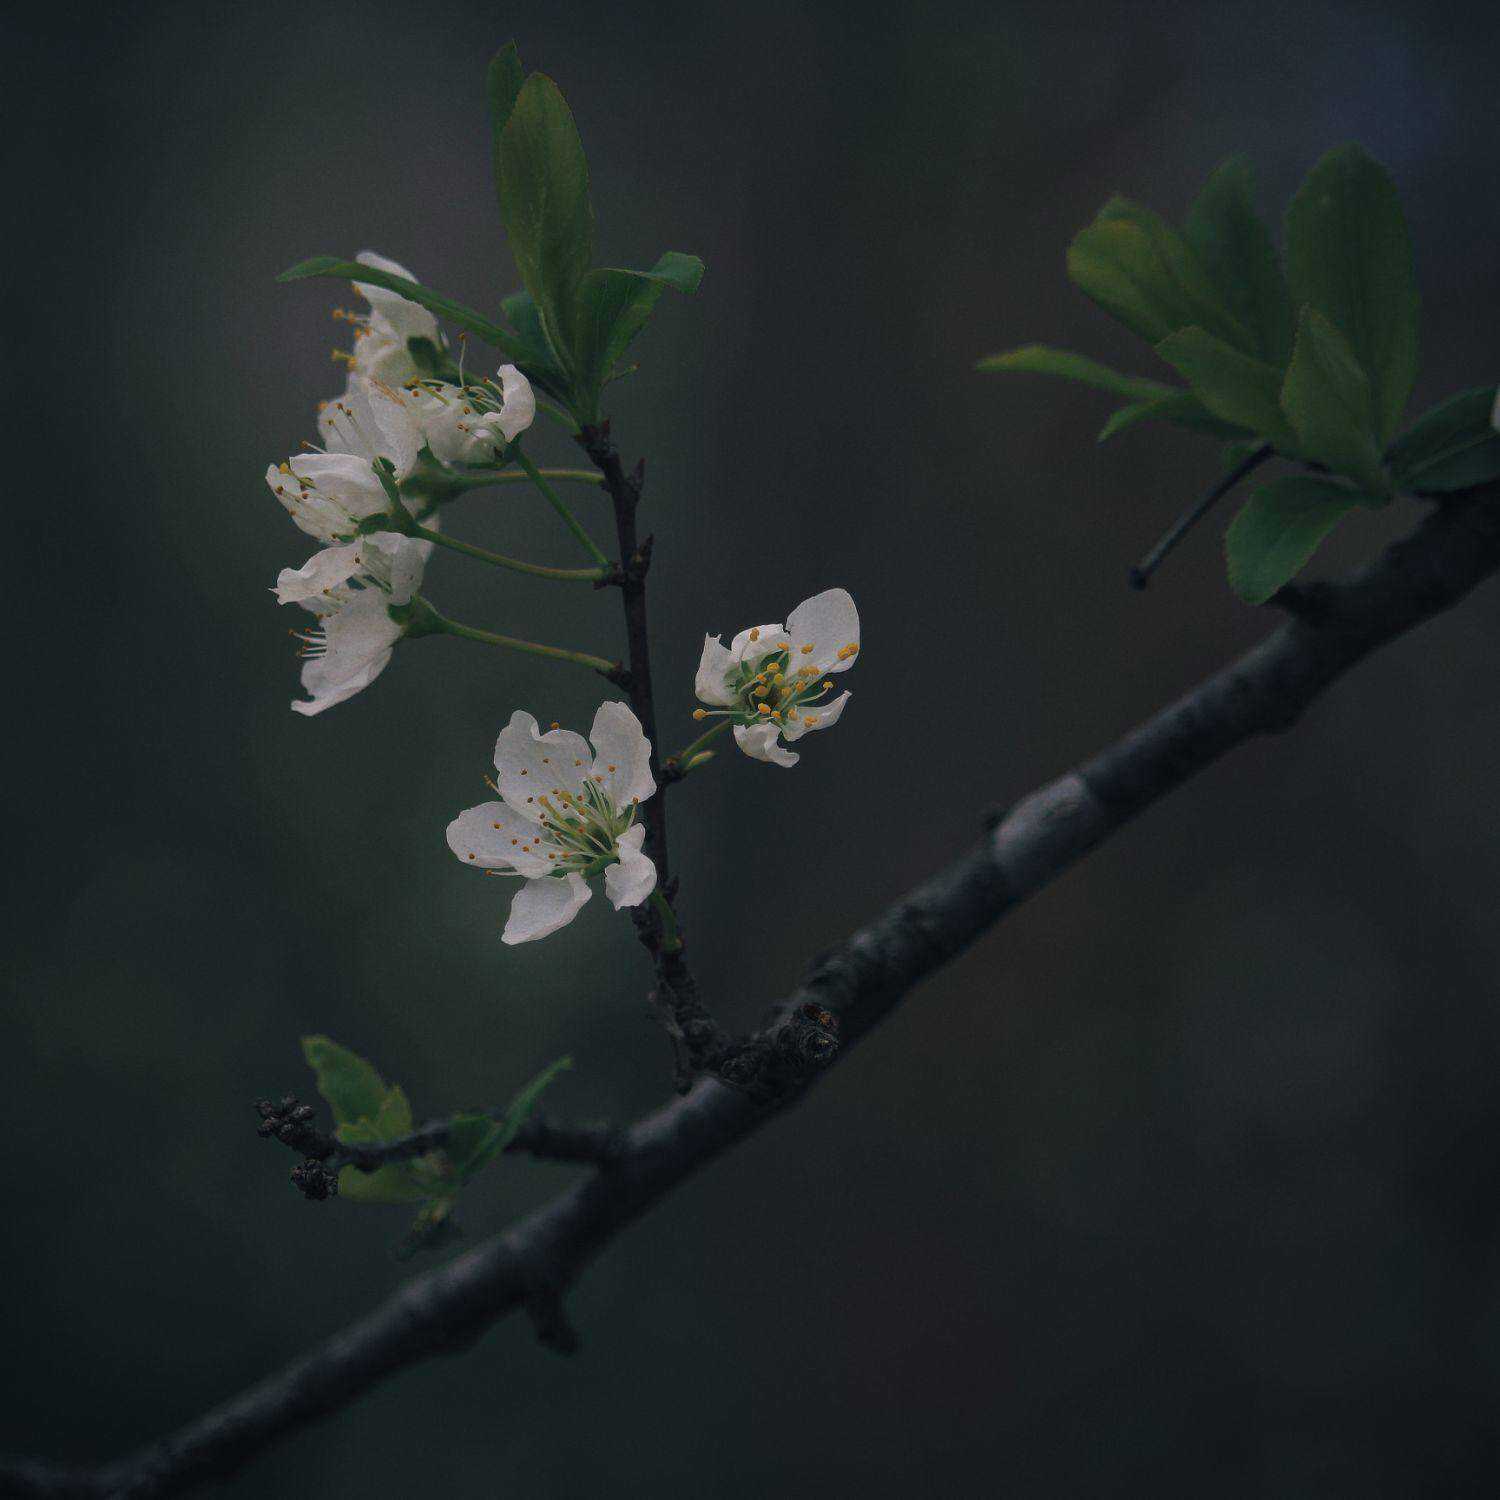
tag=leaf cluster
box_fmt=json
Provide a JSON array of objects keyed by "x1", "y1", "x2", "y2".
[
  {"x1": 279, "y1": 42, "x2": 703, "y2": 426},
  {"x1": 981, "y1": 148, "x2": 1499, "y2": 600}
]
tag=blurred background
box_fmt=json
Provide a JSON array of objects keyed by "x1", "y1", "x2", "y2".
[{"x1": 5, "y1": 0, "x2": 1500, "y2": 1493}]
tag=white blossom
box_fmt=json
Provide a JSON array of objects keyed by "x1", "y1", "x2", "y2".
[
  {"x1": 340, "y1": 250, "x2": 442, "y2": 388},
  {"x1": 277, "y1": 532, "x2": 430, "y2": 716},
  {"x1": 447, "y1": 704, "x2": 658, "y2": 944},
  {"x1": 406, "y1": 365, "x2": 536, "y2": 466},
  {"x1": 267, "y1": 377, "x2": 421, "y2": 544},
  {"x1": 693, "y1": 588, "x2": 859, "y2": 767}
]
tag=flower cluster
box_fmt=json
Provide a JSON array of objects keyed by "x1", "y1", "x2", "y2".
[{"x1": 265, "y1": 251, "x2": 536, "y2": 714}]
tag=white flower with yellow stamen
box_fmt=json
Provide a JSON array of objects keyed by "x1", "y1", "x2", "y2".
[
  {"x1": 266, "y1": 378, "x2": 421, "y2": 544},
  {"x1": 406, "y1": 365, "x2": 536, "y2": 465},
  {"x1": 693, "y1": 588, "x2": 859, "y2": 768},
  {"x1": 447, "y1": 705, "x2": 658, "y2": 944},
  {"x1": 334, "y1": 250, "x2": 443, "y2": 388},
  {"x1": 276, "y1": 532, "x2": 429, "y2": 716}
]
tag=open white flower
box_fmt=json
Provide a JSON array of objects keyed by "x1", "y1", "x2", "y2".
[
  {"x1": 339, "y1": 250, "x2": 443, "y2": 387},
  {"x1": 693, "y1": 587, "x2": 859, "y2": 767},
  {"x1": 267, "y1": 377, "x2": 421, "y2": 544},
  {"x1": 406, "y1": 365, "x2": 536, "y2": 465},
  {"x1": 447, "y1": 704, "x2": 658, "y2": 944},
  {"x1": 277, "y1": 532, "x2": 429, "y2": 716}
]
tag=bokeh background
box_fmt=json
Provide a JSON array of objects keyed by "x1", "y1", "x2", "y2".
[{"x1": 6, "y1": 0, "x2": 1500, "y2": 1493}]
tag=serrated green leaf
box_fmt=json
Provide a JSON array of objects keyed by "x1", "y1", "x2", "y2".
[
  {"x1": 278, "y1": 257, "x2": 529, "y2": 362},
  {"x1": 487, "y1": 43, "x2": 525, "y2": 185},
  {"x1": 1279, "y1": 306, "x2": 1390, "y2": 495},
  {"x1": 1098, "y1": 389, "x2": 1249, "y2": 443},
  {"x1": 571, "y1": 254, "x2": 705, "y2": 416},
  {"x1": 301, "y1": 1035, "x2": 389, "y2": 1127},
  {"x1": 496, "y1": 73, "x2": 594, "y2": 381},
  {"x1": 442, "y1": 1056, "x2": 573, "y2": 1187},
  {"x1": 1387, "y1": 386, "x2": 1500, "y2": 493},
  {"x1": 977, "y1": 344, "x2": 1171, "y2": 400},
  {"x1": 1184, "y1": 156, "x2": 1295, "y2": 366},
  {"x1": 1225, "y1": 475, "x2": 1371, "y2": 603},
  {"x1": 1284, "y1": 144, "x2": 1419, "y2": 444},
  {"x1": 1068, "y1": 198, "x2": 1250, "y2": 350},
  {"x1": 1155, "y1": 327, "x2": 1298, "y2": 449}
]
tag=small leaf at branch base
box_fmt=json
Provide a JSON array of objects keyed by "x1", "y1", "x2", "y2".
[
  {"x1": 1155, "y1": 327, "x2": 1298, "y2": 450},
  {"x1": 976, "y1": 344, "x2": 1170, "y2": 400},
  {"x1": 442, "y1": 1056, "x2": 573, "y2": 1187},
  {"x1": 1225, "y1": 475, "x2": 1372, "y2": 603},
  {"x1": 1284, "y1": 143, "x2": 1420, "y2": 444},
  {"x1": 1185, "y1": 156, "x2": 1295, "y2": 367},
  {"x1": 277, "y1": 257, "x2": 529, "y2": 361},
  {"x1": 1386, "y1": 386, "x2": 1500, "y2": 493},
  {"x1": 1280, "y1": 306, "x2": 1390, "y2": 496},
  {"x1": 571, "y1": 254, "x2": 705, "y2": 415},
  {"x1": 301, "y1": 1035, "x2": 389, "y2": 1127}
]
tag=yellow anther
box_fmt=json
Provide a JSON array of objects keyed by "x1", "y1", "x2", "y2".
[
  {"x1": 823, "y1": 680, "x2": 833, "y2": 690},
  {"x1": 692, "y1": 709, "x2": 707, "y2": 720},
  {"x1": 804, "y1": 715, "x2": 819, "y2": 726},
  {"x1": 800, "y1": 644, "x2": 813, "y2": 654},
  {"x1": 836, "y1": 643, "x2": 860, "y2": 660},
  {"x1": 749, "y1": 627, "x2": 760, "y2": 641},
  {"x1": 786, "y1": 710, "x2": 800, "y2": 721},
  {"x1": 757, "y1": 703, "x2": 771, "y2": 714}
]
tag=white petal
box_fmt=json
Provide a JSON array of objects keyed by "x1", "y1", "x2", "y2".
[
  {"x1": 363, "y1": 381, "x2": 422, "y2": 479},
  {"x1": 412, "y1": 384, "x2": 500, "y2": 466},
  {"x1": 733, "y1": 721, "x2": 799, "y2": 768},
  {"x1": 694, "y1": 634, "x2": 738, "y2": 706},
  {"x1": 274, "y1": 541, "x2": 367, "y2": 606},
  {"x1": 494, "y1": 365, "x2": 536, "y2": 442},
  {"x1": 503, "y1": 873, "x2": 591, "y2": 944},
  {"x1": 446, "y1": 801, "x2": 550, "y2": 876},
  {"x1": 604, "y1": 825, "x2": 657, "y2": 909},
  {"x1": 729, "y1": 622, "x2": 788, "y2": 664},
  {"x1": 354, "y1": 250, "x2": 441, "y2": 345},
  {"x1": 267, "y1": 463, "x2": 354, "y2": 543},
  {"x1": 587, "y1": 701, "x2": 656, "y2": 810},
  {"x1": 291, "y1": 592, "x2": 402, "y2": 715},
  {"x1": 493, "y1": 710, "x2": 593, "y2": 819},
  {"x1": 785, "y1": 587, "x2": 860, "y2": 675},
  {"x1": 781, "y1": 690, "x2": 850, "y2": 742},
  {"x1": 371, "y1": 533, "x2": 429, "y2": 606}
]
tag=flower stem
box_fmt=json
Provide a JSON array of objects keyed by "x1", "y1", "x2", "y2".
[
  {"x1": 408, "y1": 522, "x2": 608, "y2": 583},
  {"x1": 649, "y1": 889, "x2": 684, "y2": 953},
  {"x1": 513, "y1": 447, "x2": 613, "y2": 569},
  {"x1": 436, "y1": 616, "x2": 618, "y2": 676},
  {"x1": 670, "y1": 718, "x2": 732, "y2": 770},
  {"x1": 435, "y1": 467, "x2": 604, "y2": 494}
]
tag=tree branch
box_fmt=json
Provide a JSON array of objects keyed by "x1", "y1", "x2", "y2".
[
  {"x1": 576, "y1": 421, "x2": 736, "y2": 1078},
  {"x1": 8, "y1": 488, "x2": 1500, "y2": 1498}
]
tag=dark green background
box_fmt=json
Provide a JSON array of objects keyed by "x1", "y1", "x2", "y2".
[{"x1": 7, "y1": 0, "x2": 1500, "y2": 1493}]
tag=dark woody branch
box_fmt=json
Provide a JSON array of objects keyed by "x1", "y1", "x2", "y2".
[{"x1": 7, "y1": 485, "x2": 1500, "y2": 1499}]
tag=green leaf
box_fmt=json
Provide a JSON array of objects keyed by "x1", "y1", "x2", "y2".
[
  {"x1": 496, "y1": 73, "x2": 595, "y2": 379},
  {"x1": 278, "y1": 257, "x2": 529, "y2": 362},
  {"x1": 571, "y1": 253, "x2": 705, "y2": 410},
  {"x1": 1098, "y1": 389, "x2": 1249, "y2": 443},
  {"x1": 487, "y1": 43, "x2": 525, "y2": 172},
  {"x1": 1068, "y1": 198, "x2": 1249, "y2": 349},
  {"x1": 1279, "y1": 307, "x2": 1390, "y2": 496},
  {"x1": 1225, "y1": 475, "x2": 1371, "y2": 603},
  {"x1": 1155, "y1": 327, "x2": 1298, "y2": 449},
  {"x1": 442, "y1": 1056, "x2": 572, "y2": 1187},
  {"x1": 335, "y1": 1119, "x2": 431, "y2": 1205},
  {"x1": 1284, "y1": 144, "x2": 1420, "y2": 444},
  {"x1": 976, "y1": 344, "x2": 1171, "y2": 400},
  {"x1": 1184, "y1": 156, "x2": 1295, "y2": 366},
  {"x1": 1387, "y1": 386, "x2": 1500, "y2": 493},
  {"x1": 301, "y1": 1035, "x2": 389, "y2": 1127}
]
